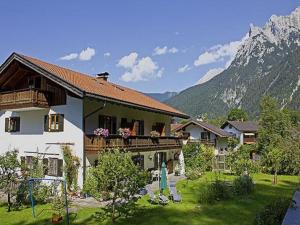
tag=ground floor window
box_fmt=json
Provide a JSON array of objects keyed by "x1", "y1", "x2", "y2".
[
  {"x1": 46, "y1": 158, "x2": 63, "y2": 177},
  {"x1": 132, "y1": 155, "x2": 144, "y2": 169},
  {"x1": 5, "y1": 117, "x2": 20, "y2": 132}
]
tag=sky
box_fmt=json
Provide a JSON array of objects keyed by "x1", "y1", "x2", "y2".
[{"x1": 0, "y1": 0, "x2": 299, "y2": 93}]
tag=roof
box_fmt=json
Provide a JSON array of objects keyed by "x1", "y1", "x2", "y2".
[
  {"x1": 221, "y1": 121, "x2": 259, "y2": 132},
  {"x1": 174, "y1": 119, "x2": 232, "y2": 138},
  {"x1": 170, "y1": 123, "x2": 182, "y2": 132},
  {"x1": 0, "y1": 53, "x2": 189, "y2": 118}
]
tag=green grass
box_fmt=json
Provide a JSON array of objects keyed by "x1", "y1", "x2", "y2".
[{"x1": 0, "y1": 173, "x2": 299, "y2": 225}]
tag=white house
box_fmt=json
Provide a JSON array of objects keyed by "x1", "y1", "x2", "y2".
[
  {"x1": 0, "y1": 53, "x2": 189, "y2": 188},
  {"x1": 221, "y1": 121, "x2": 259, "y2": 146},
  {"x1": 173, "y1": 119, "x2": 232, "y2": 155}
]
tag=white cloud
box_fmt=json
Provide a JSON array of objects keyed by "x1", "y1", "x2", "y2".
[
  {"x1": 117, "y1": 52, "x2": 138, "y2": 69},
  {"x1": 177, "y1": 64, "x2": 191, "y2": 73},
  {"x1": 169, "y1": 47, "x2": 179, "y2": 53},
  {"x1": 194, "y1": 34, "x2": 248, "y2": 67},
  {"x1": 153, "y1": 46, "x2": 179, "y2": 55},
  {"x1": 104, "y1": 52, "x2": 111, "y2": 57},
  {"x1": 79, "y1": 47, "x2": 96, "y2": 61},
  {"x1": 153, "y1": 46, "x2": 168, "y2": 55},
  {"x1": 118, "y1": 52, "x2": 163, "y2": 82},
  {"x1": 196, "y1": 68, "x2": 224, "y2": 85},
  {"x1": 60, "y1": 53, "x2": 78, "y2": 61}
]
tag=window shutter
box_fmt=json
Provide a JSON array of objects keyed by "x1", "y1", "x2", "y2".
[
  {"x1": 43, "y1": 158, "x2": 48, "y2": 175},
  {"x1": 44, "y1": 115, "x2": 49, "y2": 132},
  {"x1": 58, "y1": 114, "x2": 64, "y2": 132},
  {"x1": 57, "y1": 159, "x2": 63, "y2": 177},
  {"x1": 5, "y1": 118, "x2": 9, "y2": 132},
  {"x1": 15, "y1": 117, "x2": 20, "y2": 132}
]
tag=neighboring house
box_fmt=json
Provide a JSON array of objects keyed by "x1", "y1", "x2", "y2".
[
  {"x1": 221, "y1": 121, "x2": 259, "y2": 146},
  {"x1": 173, "y1": 119, "x2": 232, "y2": 155},
  {"x1": 0, "y1": 53, "x2": 189, "y2": 187}
]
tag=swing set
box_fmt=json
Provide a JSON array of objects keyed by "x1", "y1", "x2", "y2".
[{"x1": 28, "y1": 178, "x2": 70, "y2": 225}]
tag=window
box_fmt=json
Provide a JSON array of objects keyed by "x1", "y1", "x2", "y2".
[
  {"x1": 44, "y1": 114, "x2": 64, "y2": 132},
  {"x1": 201, "y1": 131, "x2": 210, "y2": 140},
  {"x1": 152, "y1": 123, "x2": 165, "y2": 135},
  {"x1": 132, "y1": 155, "x2": 144, "y2": 169},
  {"x1": 99, "y1": 115, "x2": 117, "y2": 134},
  {"x1": 48, "y1": 158, "x2": 63, "y2": 176},
  {"x1": 132, "y1": 120, "x2": 144, "y2": 136},
  {"x1": 5, "y1": 117, "x2": 20, "y2": 132}
]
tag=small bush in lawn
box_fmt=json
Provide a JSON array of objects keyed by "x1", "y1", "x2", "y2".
[
  {"x1": 233, "y1": 175, "x2": 254, "y2": 195},
  {"x1": 254, "y1": 198, "x2": 290, "y2": 225},
  {"x1": 199, "y1": 179, "x2": 231, "y2": 204}
]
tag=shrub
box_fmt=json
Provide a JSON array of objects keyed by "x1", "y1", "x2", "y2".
[
  {"x1": 233, "y1": 175, "x2": 254, "y2": 195},
  {"x1": 254, "y1": 198, "x2": 290, "y2": 225},
  {"x1": 199, "y1": 179, "x2": 231, "y2": 204},
  {"x1": 185, "y1": 168, "x2": 202, "y2": 180}
]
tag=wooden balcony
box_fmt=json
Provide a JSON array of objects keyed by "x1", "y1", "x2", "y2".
[
  {"x1": 187, "y1": 139, "x2": 216, "y2": 146},
  {"x1": 85, "y1": 135, "x2": 183, "y2": 152},
  {"x1": 243, "y1": 137, "x2": 256, "y2": 144},
  {"x1": 0, "y1": 88, "x2": 50, "y2": 110}
]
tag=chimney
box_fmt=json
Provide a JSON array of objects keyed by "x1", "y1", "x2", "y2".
[{"x1": 96, "y1": 72, "x2": 109, "y2": 81}]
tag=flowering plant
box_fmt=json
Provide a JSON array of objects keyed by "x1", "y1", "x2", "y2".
[
  {"x1": 118, "y1": 128, "x2": 131, "y2": 139},
  {"x1": 94, "y1": 128, "x2": 109, "y2": 138}
]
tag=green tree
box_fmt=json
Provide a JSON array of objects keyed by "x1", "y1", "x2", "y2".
[
  {"x1": 227, "y1": 108, "x2": 249, "y2": 121},
  {"x1": 265, "y1": 145, "x2": 284, "y2": 184},
  {"x1": 84, "y1": 149, "x2": 148, "y2": 223},
  {"x1": 226, "y1": 145, "x2": 259, "y2": 176},
  {"x1": 0, "y1": 150, "x2": 21, "y2": 212}
]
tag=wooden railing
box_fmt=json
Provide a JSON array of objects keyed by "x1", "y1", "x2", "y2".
[
  {"x1": 243, "y1": 137, "x2": 256, "y2": 144},
  {"x1": 187, "y1": 139, "x2": 216, "y2": 146},
  {"x1": 85, "y1": 135, "x2": 183, "y2": 152},
  {"x1": 0, "y1": 88, "x2": 50, "y2": 110}
]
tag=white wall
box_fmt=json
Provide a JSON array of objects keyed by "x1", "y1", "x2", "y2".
[
  {"x1": 84, "y1": 99, "x2": 172, "y2": 136},
  {"x1": 0, "y1": 95, "x2": 84, "y2": 186},
  {"x1": 222, "y1": 125, "x2": 243, "y2": 145},
  {"x1": 184, "y1": 124, "x2": 216, "y2": 141}
]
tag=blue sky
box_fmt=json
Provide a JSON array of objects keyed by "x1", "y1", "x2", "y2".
[{"x1": 0, "y1": 0, "x2": 298, "y2": 93}]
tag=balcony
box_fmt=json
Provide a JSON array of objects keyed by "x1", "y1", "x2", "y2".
[
  {"x1": 187, "y1": 139, "x2": 216, "y2": 146},
  {"x1": 0, "y1": 88, "x2": 50, "y2": 110},
  {"x1": 84, "y1": 135, "x2": 183, "y2": 152},
  {"x1": 243, "y1": 137, "x2": 256, "y2": 144}
]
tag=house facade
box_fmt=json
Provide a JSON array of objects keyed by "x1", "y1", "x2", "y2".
[
  {"x1": 173, "y1": 119, "x2": 231, "y2": 155},
  {"x1": 0, "y1": 53, "x2": 188, "y2": 188},
  {"x1": 221, "y1": 121, "x2": 259, "y2": 146}
]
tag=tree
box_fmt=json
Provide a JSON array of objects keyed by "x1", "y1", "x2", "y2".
[
  {"x1": 84, "y1": 149, "x2": 148, "y2": 223},
  {"x1": 0, "y1": 150, "x2": 21, "y2": 212},
  {"x1": 265, "y1": 145, "x2": 284, "y2": 184},
  {"x1": 227, "y1": 108, "x2": 249, "y2": 121},
  {"x1": 62, "y1": 146, "x2": 80, "y2": 192},
  {"x1": 226, "y1": 145, "x2": 259, "y2": 176},
  {"x1": 183, "y1": 143, "x2": 214, "y2": 179}
]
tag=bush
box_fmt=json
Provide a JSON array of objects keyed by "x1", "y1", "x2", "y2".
[
  {"x1": 199, "y1": 179, "x2": 231, "y2": 204},
  {"x1": 233, "y1": 175, "x2": 254, "y2": 195},
  {"x1": 185, "y1": 168, "x2": 202, "y2": 180},
  {"x1": 254, "y1": 198, "x2": 290, "y2": 225}
]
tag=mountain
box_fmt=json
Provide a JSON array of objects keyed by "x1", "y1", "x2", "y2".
[
  {"x1": 166, "y1": 7, "x2": 300, "y2": 118},
  {"x1": 144, "y1": 91, "x2": 177, "y2": 102}
]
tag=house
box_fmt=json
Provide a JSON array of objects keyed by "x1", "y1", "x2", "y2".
[
  {"x1": 0, "y1": 53, "x2": 189, "y2": 188},
  {"x1": 221, "y1": 121, "x2": 259, "y2": 145},
  {"x1": 173, "y1": 119, "x2": 232, "y2": 155}
]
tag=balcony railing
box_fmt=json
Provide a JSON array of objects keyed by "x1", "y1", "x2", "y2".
[
  {"x1": 187, "y1": 139, "x2": 216, "y2": 145},
  {"x1": 0, "y1": 88, "x2": 50, "y2": 110},
  {"x1": 85, "y1": 135, "x2": 183, "y2": 152},
  {"x1": 243, "y1": 137, "x2": 256, "y2": 144}
]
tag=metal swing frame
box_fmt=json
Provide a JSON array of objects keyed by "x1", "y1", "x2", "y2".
[{"x1": 28, "y1": 178, "x2": 70, "y2": 225}]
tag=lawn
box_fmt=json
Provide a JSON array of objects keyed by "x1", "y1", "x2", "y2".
[{"x1": 0, "y1": 173, "x2": 299, "y2": 225}]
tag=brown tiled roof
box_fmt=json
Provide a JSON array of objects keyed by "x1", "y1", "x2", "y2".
[
  {"x1": 2, "y1": 53, "x2": 188, "y2": 118},
  {"x1": 174, "y1": 119, "x2": 232, "y2": 137},
  {"x1": 221, "y1": 121, "x2": 259, "y2": 132}
]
